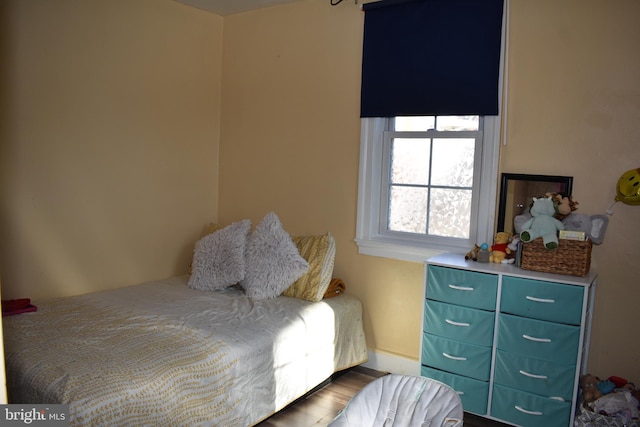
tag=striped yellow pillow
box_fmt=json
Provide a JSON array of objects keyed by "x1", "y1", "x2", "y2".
[{"x1": 282, "y1": 233, "x2": 336, "y2": 302}]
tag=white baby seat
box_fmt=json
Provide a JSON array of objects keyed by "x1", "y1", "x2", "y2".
[{"x1": 329, "y1": 374, "x2": 463, "y2": 427}]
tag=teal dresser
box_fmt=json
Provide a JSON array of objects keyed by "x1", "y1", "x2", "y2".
[{"x1": 421, "y1": 253, "x2": 597, "y2": 427}]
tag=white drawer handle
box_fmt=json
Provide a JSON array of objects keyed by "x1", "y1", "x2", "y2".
[
  {"x1": 448, "y1": 284, "x2": 474, "y2": 291},
  {"x1": 523, "y1": 334, "x2": 552, "y2": 343},
  {"x1": 456, "y1": 391, "x2": 464, "y2": 396},
  {"x1": 526, "y1": 296, "x2": 556, "y2": 304},
  {"x1": 519, "y1": 370, "x2": 548, "y2": 380},
  {"x1": 515, "y1": 405, "x2": 543, "y2": 416},
  {"x1": 445, "y1": 319, "x2": 471, "y2": 327},
  {"x1": 442, "y1": 352, "x2": 467, "y2": 361}
]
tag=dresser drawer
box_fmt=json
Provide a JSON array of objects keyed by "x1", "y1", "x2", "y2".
[
  {"x1": 501, "y1": 276, "x2": 584, "y2": 325},
  {"x1": 491, "y1": 384, "x2": 571, "y2": 427},
  {"x1": 421, "y1": 366, "x2": 489, "y2": 415},
  {"x1": 427, "y1": 266, "x2": 498, "y2": 310},
  {"x1": 424, "y1": 300, "x2": 495, "y2": 346},
  {"x1": 498, "y1": 313, "x2": 580, "y2": 365},
  {"x1": 422, "y1": 333, "x2": 492, "y2": 381},
  {"x1": 494, "y1": 349, "x2": 576, "y2": 400}
]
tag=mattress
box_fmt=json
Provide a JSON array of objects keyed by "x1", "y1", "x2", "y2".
[{"x1": 3, "y1": 276, "x2": 368, "y2": 426}]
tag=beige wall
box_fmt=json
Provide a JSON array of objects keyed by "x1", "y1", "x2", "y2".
[
  {"x1": 1, "y1": 0, "x2": 638, "y2": 383},
  {"x1": 502, "y1": 0, "x2": 640, "y2": 380},
  {"x1": 0, "y1": 0, "x2": 223, "y2": 299},
  {"x1": 220, "y1": 0, "x2": 640, "y2": 380}
]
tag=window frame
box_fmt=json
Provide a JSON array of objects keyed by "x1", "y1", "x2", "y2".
[{"x1": 355, "y1": 116, "x2": 500, "y2": 263}]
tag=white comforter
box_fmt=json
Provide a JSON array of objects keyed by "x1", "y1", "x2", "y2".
[{"x1": 3, "y1": 276, "x2": 368, "y2": 426}]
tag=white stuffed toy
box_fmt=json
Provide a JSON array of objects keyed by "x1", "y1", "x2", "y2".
[{"x1": 592, "y1": 391, "x2": 640, "y2": 421}]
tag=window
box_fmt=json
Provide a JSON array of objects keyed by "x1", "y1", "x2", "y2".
[
  {"x1": 355, "y1": 116, "x2": 500, "y2": 262},
  {"x1": 356, "y1": 0, "x2": 506, "y2": 262}
]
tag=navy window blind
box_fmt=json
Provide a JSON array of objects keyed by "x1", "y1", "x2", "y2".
[{"x1": 360, "y1": 0, "x2": 504, "y2": 118}]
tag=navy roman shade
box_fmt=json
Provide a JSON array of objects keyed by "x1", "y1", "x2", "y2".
[{"x1": 360, "y1": 0, "x2": 504, "y2": 118}]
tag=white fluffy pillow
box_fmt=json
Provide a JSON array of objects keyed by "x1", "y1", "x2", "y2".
[
  {"x1": 188, "y1": 219, "x2": 251, "y2": 291},
  {"x1": 241, "y1": 212, "x2": 309, "y2": 299}
]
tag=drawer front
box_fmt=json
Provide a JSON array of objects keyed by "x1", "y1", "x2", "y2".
[
  {"x1": 421, "y1": 366, "x2": 489, "y2": 415},
  {"x1": 498, "y1": 314, "x2": 580, "y2": 365},
  {"x1": 501, "y1": 276, "x2": 584, "y2": 325},
  {"x1": 491, "y1": 384, "x2": 571, "y2": 427},
  {"x1": 427, "y1": 266, "x2": 498, "y2": 310},
  {"x1": 424, "y1": 300, "x2": 495, "y2": 346},
  {"x1": 422, "y1": 333, "x2": 492, "y2": 381},
  {"x1": 494, "y1": 349, "x2": 576, "y2": 400}
]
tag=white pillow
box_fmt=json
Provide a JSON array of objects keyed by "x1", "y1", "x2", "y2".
[
  {"x1": 241, "y1": 212, "x2": 309, "y2": 299},
  {"x1": 188, "y1": 219, "x2": 251, "y2": 291}
]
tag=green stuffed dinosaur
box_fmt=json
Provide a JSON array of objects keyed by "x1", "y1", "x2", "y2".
[{"x1": 520, "y1": 196, "x2": 564, "y2": 249}]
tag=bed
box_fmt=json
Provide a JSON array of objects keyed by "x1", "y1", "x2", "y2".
[
  {"x1": 3, "y1": 213, "x2": 368, "y2": 426},
  {"x1": 3, "y1": 275, "x2": 368, "y2": 426}
]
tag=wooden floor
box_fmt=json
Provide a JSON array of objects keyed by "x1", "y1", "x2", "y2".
[{"x1": 256, "y1": 366, "x2": 508, "y2": 427}]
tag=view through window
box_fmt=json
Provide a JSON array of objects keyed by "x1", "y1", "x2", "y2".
[{"x1": 385, "y1": 116, "x2": 481, "y2": 240}]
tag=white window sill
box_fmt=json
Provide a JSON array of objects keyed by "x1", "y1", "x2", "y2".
[{"x1": 354, "y1": 238, "x2": 464, "y2": 263}]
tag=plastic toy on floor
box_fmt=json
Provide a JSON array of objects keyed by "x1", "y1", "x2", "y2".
[{"x1": 577, "y1": 374, "x2": 640, "y2": 426}]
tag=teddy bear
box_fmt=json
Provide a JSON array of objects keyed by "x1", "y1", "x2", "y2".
[
  {"x1": 580, "y1": 374, "x2": 603, "y2": 404},
  {"x1": 520, "y1": 197, "x2": 564, "y2": 249},
  {"x1": 489, "y1": 231, "x2": 512, "y2": 263},
  {"x1": 545, "y1": 192, "x2": 578, "y2": 220}
]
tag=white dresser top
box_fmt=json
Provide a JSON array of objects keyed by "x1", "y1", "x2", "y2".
[{"x1": 426, "y1": 253, "x2": 597, "y2": 287}]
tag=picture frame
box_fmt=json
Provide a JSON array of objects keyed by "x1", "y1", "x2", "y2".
[{"x1": 497, "y1": 173, "x2": 574, "y2": 234}]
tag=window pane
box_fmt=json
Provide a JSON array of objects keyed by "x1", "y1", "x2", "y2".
[
  {"x1": 428, "y1": 188, "x2": 472, "y2": 238},
  {"x1": 388, "y1": 186, "x2": 428, "y2": 233},
  {"x1": 357, "y1": 114, "x2": 497, "y2": 262},
  {"x1": 431, "y1": 138, "x2": 475, "y2": 187},
  {"x1": 395, "y1": 116, "x2": 479, "y2": 131},
  {"x1": 436, "y1": 116, "x2": 479, "y2": 131},
  {"x1": 391, "y1": 138, "x2": 431, "y2": 185},
  {"x1": 394, "y1": 116, "x2": 435, "y2": 131}
]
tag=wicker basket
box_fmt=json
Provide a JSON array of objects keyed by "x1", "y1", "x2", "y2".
[{"x1": 520, "y1": 238, "x2": 592, "y2": 276}]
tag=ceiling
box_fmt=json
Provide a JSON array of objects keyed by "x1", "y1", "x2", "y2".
[{"x1": 175, "y1": 0, "x2": 305, "y2": 16}]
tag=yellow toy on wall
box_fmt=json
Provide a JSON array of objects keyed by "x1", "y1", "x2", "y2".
[{"x1": 615, "y1": 167, "x2": 640, "y2": 206}]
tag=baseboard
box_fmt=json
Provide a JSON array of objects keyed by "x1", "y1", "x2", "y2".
[{"x1": 361, "y1": 350, "x2": 421, "y2": 376}]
